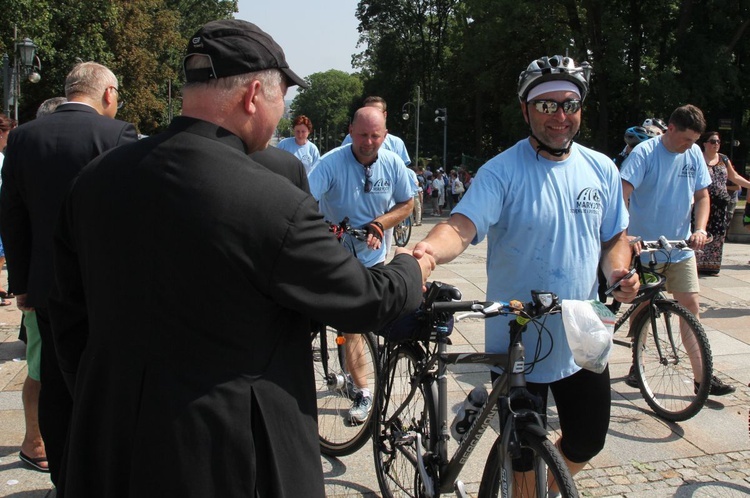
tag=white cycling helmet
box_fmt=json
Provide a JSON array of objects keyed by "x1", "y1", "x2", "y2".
[
  {"x1": 642, "y1": 117, "x2": 667, "y2": 132},
  {"x1": 517, "y1": 55, "x2": 592, "y2": 102}
]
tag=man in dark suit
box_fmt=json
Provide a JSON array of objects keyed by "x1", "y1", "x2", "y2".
[
  {"x1": 48, "y1": 20, "x2": 433, "y2": 497},
  {"x1": 0, "y1": 62, "x2": 138, "y2": 485},
  {"x1": 250, "y1": 143, "x2": 311, "y2": 194}
]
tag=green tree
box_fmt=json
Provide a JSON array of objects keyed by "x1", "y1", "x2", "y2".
[
  {"x1": 1, "y1": 0, "x2": 237, "y2": 130},
  {"x1": 354, "y1": 0, "x2": 750, "y2": 169},
  {"x1": 291, "y1": 70, "x2": 363, "y2": 150},
  {"x1": 276, "y1": 116, "x2": 292, "y2": 138}
]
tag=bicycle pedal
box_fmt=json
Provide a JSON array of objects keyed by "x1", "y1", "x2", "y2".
[{"x1": 454, "y1": 480, "x2": 468, "y2": 498}]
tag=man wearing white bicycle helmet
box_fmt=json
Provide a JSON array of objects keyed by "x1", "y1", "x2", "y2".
[{"x1": 414, "y1": 55, "x2": 639, "y2": 488}]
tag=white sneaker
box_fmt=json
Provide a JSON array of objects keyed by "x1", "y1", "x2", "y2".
[{"x1": 348, "y1": 392, "x2": 373, "y2": 424}]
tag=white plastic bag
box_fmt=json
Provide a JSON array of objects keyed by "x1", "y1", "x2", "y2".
[{"x1": 561, "y1": 300, "x2": 615, "y2": 374}]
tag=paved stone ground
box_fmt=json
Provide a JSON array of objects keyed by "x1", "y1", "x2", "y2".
[{"x1": 1, "y1": 213, "x2": 749, "y2": 497}]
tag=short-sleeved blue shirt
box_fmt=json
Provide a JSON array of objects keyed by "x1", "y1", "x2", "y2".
[
  {"x1": 308, "y1": 145, "x2": 413, "y2": 267},
  {"x1": 620, "y1": 136, "x2": 711, "y2": 263},
  {"x1": 454, "y1": 139, "x2": 628, "y2": 383},
  {"x1": 275, "y1": 138, "x2": 320, "y2": 174}
]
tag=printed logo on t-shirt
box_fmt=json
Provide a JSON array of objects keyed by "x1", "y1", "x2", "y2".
[
  {"x1": 571, "y1": 187, "x2": 602, "y2": 215},
  {"x1": 370, "y1": 178, "x2": 392, "y2": 193},
  {"x1": 679, "y1": 162, "x2": 697, "y2": 178}
]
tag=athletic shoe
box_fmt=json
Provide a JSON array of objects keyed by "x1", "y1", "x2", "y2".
[
  {"x1": 695, "y1": 375, "x2": 736, "y2": 396},
  {"x1": 348, "y1": 392, "x2": 373, "y2": 424},
  {"x1": 625, "y1": 364, "x2": 639, "y2": 388}
]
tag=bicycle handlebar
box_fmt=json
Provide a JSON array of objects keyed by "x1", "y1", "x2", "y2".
[
  {"x1": 327, "y1": 217, "x2": 368, "y2": 242},
  {"x1": 631, "y1": 234, "x2": 713, "y2": 253},
  {"x1": 430, "y1": 290, "x2": 560, "y2": 321}
]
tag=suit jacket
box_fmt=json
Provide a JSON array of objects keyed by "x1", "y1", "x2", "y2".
[
  {"x1": 0, "y1": 103, "x2": 138, "y2": 307},
  {"x1": 250, "y1": 145, "x2": 310, "y2": 194},
  {"x1": 49, "y1": 116, "x2": 423, "y2": 497}
]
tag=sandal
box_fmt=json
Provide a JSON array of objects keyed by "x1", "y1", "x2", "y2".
[{"x1": 19, "y1": 451, "x2": 50, "y2": 473}]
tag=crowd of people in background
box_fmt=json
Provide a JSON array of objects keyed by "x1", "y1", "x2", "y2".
[{"x1": 0, "y1": 15, "x2": 749, "y2": 498}]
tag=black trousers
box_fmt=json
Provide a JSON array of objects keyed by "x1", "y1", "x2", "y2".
[{"x1": 36, "y1": 306, "x2": 73, "y2": 487}]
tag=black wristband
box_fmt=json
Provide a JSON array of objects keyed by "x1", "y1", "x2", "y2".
[{"x1": 366, "y1": 220, "x2": 385, "y2": 242}]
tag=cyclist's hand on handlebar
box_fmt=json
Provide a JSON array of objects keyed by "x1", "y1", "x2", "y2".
[
  {"x1": 628, "y1": 235, "x2": 643, "y2": 256},
  {"x1": 365, "y1": 220, "x2": 384, "y2": 250},
  {"x1": 608, "y1": 268, "x2": 640, "y2": 304},
  {"x1": 688, "y1": 230, "x2": 709, "y2": 251}
]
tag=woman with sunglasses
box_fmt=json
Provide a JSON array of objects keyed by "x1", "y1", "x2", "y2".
[{"x1": 696, "y1": 131, "x2": 750, "y2": 275}]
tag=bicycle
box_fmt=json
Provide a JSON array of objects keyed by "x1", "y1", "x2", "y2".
[
  {"x1": 394, "y1": 215, "x2": 413, "y2": 247},
  {"x1": 313, "y1": 219, "x2": 380, "y2": 456},
  {"x1": 610, "y1": 236, "x2": 712, "y2": 422},
  {"x1": 373, "y1": 281, "x2": 579, "y2": 498}
]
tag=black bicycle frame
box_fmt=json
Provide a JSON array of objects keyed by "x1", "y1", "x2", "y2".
[{"x1": 431, "y1": 321, "x2": 547, "y2": 494}]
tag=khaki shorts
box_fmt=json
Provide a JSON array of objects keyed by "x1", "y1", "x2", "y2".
[
  {"x1": 651, "y1": 256, "x2": 700, "y2": 294},
  {"x1": 23, "y1": 310, "x2": 42, "y2": 381}
]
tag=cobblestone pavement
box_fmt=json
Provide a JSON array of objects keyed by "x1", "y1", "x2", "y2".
[{"x1": 1, "y1": 214, "x2": 749, "y2": 497}]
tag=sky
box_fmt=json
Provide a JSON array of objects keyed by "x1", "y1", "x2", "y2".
[{"x1": 236, "y1": 1, "x2": 361, "y2": 96}]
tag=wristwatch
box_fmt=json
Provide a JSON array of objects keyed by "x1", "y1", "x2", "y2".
[{"x1": 695, "y1": 229, "x2": 708, "y2": 236}]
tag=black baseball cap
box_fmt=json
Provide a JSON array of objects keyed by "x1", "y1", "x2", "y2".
[{"x1": 184, "y1": 19, "x2": 307, "y2": 88}]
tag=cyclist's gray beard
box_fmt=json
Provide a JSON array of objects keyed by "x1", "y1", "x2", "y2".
[{"x1": 529, "y1": 130, "x2": 580, "y2": 159}]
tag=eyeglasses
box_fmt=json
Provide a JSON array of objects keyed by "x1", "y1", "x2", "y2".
[
  {"x1": 707, "y1": 139, "x2": 721, "y2": 145},
  {"x1": 363, "y1": 165, "x2": 373, "y2": 193},
  {"x1": 529, "y1": 99, "x2": 582, "y2": 115},
  {"x1": 109, "y1": 86, "x2": 125, "y2": 110}
]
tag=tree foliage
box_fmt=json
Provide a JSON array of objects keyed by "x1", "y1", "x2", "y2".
[
  {"x1": 1, "y1": 0, "x2": 237, "y2": 132},
  {"x1": 290, "y1": 70, "x2": 364, "y2": 151},
  {"x1": 355, "y1": 0, "x2": 750, "y2": 172}
]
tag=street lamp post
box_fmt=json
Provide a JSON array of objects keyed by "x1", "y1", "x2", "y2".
[
  {"x1": 401, "y1": 85, "x2": 421, "y2": 165},
  {"x1": 435, "y1": 107, "x2": 447, "y2": 170},
  {"x1": 2, "y1": 29, "x2": 41, "y2": 122}
]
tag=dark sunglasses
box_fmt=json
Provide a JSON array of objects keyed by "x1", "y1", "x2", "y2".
[
  {"x1": 363, "y1": 165, "x2": 373, "y2": 193},
  {"x1": 529, "y1": 99, "x2": 582, "y2": 115},
  {"x1": 707, "y1": 139, "x2": 721, "y2": 145}
]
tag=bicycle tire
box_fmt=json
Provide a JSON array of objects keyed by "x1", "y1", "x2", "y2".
[
  {"x1": 373, "y1": 343, "x2": 438, "y2": 498},
  {"x1": 631, "y1": 300, "x2": 712, "y2": 422},
  {"x1": 478, "y1": 432, "x2": 578, "y2": 498},
  {"x1": 394, "y1": 216, "x2": 413, "y2": 247},
  {"x1": 313, "y1": 326, "x2": 379, "y2": 456}
]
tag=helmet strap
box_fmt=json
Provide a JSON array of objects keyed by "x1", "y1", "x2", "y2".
[{"x1": 529, "y1": 132, "x2": 576, "y2": 159}]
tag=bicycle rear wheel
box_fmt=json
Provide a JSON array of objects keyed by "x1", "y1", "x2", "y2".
[
  {"x1": 313, "y1": 326, "x2": 379, "y2": 456},
  {"x1": 478, "y1": 432, "x2": 578, "y2": 498},
  {"x1": 373, "y1": 343, "x2": 437, "y2": 498},
  {"x1": 631, "y1": 300, "x2": 712, "y2": 421},
  {"x1": 394, "y1": 216, "x2": 412, "y2": 247}
]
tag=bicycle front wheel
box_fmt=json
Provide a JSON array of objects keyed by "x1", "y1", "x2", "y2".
[
  {"x1": 632, "y1": 300, "x2": 712, "y2": 421},
  {"x1": 313, "y1": 327, "x2": 379, "y2": 456},
  {"x1": 394, "y1": 216, "x2": 412, "y2": 247},
  {"x1": 478, "y1": 432, "x2": 578, "y2": 498},
  {"x1": 373, "y1": 342, "x2": 437, "y2": 498}
]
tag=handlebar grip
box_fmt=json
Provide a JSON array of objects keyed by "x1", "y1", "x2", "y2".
[{"x1": 431, "y1": 300, "x2": 494, "y2": 313}]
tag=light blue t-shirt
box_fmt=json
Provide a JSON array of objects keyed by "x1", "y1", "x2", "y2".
[
  {"x1": 275, "y1": 138, "x2": 320, "y2": 175},
  {"x1": 406, "y1": 167, "x2": 419, "y2": 196},
  {"x1": 308, "y1": 145, "x2": 413, "y2": 267},
  {"x1": 620, "y1": 136, "x2": 711, "y2": 263},
  {"x1": 453, "y1": 139, "x2": 628, "y2": 383},
  {"x1": 342, "y1": 133, "x2": 411, "y2": 166}
]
